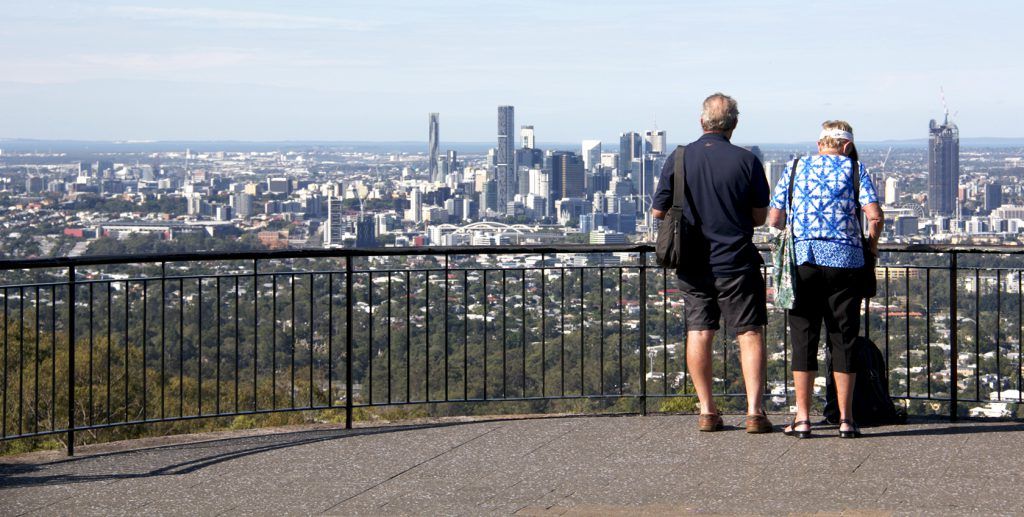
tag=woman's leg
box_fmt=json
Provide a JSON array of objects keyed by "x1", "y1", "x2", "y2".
[
  {"x1": 787, "y1": 265, "x2": 823, "y2": 432},
  {"x1": 792, "y1": 370, "x2": 815, "y2": 430},
  {"x1": 822, "y1": 267, "x2": 863, "y2": 432}
]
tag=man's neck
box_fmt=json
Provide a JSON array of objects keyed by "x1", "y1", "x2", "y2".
[{"x1": 703, "y1": 130, "x2": 732, "y2": 141}]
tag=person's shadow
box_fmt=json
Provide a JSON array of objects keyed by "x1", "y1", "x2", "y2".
[{"x1": 816, "y1": 417, "x2": 1024, "y2": 438}]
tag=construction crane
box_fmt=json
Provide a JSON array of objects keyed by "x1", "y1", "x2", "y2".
[
  {"x1": 939, "y1": 87, "x2": 957, "y2": 124},
  {"x1": 879, "y1": 146, "x2": 893, "y2": 173}
]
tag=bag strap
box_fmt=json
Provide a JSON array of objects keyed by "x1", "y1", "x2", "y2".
[
  {"x1": 851, "y1": 156, "x2": 866, "y2": 239},
  {"x1": 786, "y1": 157, "x2": 800, "y2": 211},
  {"x1": 672, "y1": 145, "x2": 687, "y2": 209}
]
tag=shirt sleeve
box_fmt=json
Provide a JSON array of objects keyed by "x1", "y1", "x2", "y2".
[
  {"x1": 858, "y1": 163, "x2": 879, "y2": 206},
  {"x1": 769, "y1": 160, "x2": 793, "y2": 211},
  {"x1": 651, "y1": 149, "x2": 676, "y2": 212},
  {"x1": 749, "y1": 158, "x2": 770, "y2": 208}
]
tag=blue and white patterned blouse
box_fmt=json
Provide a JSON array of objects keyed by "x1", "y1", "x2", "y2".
[{"x1": 769, "y1": 155, "x2": 879, "y2": 268}]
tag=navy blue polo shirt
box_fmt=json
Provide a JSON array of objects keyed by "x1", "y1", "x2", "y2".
[{"x1": 652, "y1": 132, "x2": 769, "y2": 277}]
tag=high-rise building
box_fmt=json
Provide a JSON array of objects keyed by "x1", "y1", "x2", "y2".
[
  {"x1": 25, "y1": 176, "x2": 44, "y2": 194},
  {"x1": 324, "y1": 196, "x2": 345, "y2": 247},
  {"x1": 497, "y1": 106, "x2": 515, "y2": 214},
  {"x1": 928, "y1": 115, "x2": 959, "y2": 216},
  {"x1": 428, "y1": 113, "x2": 440, "y2": 182},
  {"x1": 231, "y1": 193, "x2": 254, "y2": 218},
  {"x1": 521, "y1": 125, "x2": 535, "y2": 149},
  {"x1": 407, "y1": 188, "x2": 423, "y2": 224},
  {"x1": 550, "y1": 151, "x2": 585, "y2": 201},
  {"x1": 446, "y1": 149, "x2": 458, "y2": 181},
  {"x1": 267, "y1": 177, "x2": 290, "y2": 194},
  {"x1": 581, "y1": 140, "x2": 601, "y2": 171},
  {"x1": 884, "y1": 177, "x2": 900, "y2": 206},
  {"x1": 985, "y1": 181, "x2": 1003, "y2": 214},
  {"x1": 643, "y1": 130, "x2": 667, "y2": 155},
  {"x1": 618, "y1": 132, "x2": 642, "y2": 176},
  {"x1": 763, "y1": 161, "x2": 786, "y2": 192},
  {"x1": 355, "y1": 215, "x2": 376, "y2": 247}
]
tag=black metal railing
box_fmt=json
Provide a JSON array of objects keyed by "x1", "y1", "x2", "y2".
[{"x1": 0, "y1": 244, "x2": 1021, "y2": 455}]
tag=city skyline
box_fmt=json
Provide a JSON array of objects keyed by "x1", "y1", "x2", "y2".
[{"x1": 2, "y1": 1, "x2": 1024, "y2": 143}]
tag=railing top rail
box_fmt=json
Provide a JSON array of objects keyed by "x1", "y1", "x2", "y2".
[
  {"x1": 0, "y1": 242, "x2": 1022, "y2": 271},
  {"x1": 0, "y1": 243, "x2": 652, "y2": 270}
]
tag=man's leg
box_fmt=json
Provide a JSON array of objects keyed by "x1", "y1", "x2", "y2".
[
  {"x1": 737, "y1": 329, "x2": 765, "y2": 415},
  {"x1": 717, "y1": 270, "x2": 769, "y2": 418},
  {"x1": 686, "y1": 329, "x2": 717, "y2": 415}
]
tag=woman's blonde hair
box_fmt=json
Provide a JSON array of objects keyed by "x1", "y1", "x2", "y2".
[{"x1": 819, "y1": 120, "x2": 853, "y2": 149}]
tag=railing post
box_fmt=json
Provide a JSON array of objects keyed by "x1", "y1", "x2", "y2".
[
  {"x1": 639, "y1": 252, "x2": 647, "y2": 416},
  {"x1": 345, "y1": 255, "x2": 354, "y2": 430},
  {"x1": 949, "y1": 251, "x2": 958, "y2": 422},
  {"x1": 66, "y1": 265, "x2": 76, "y2": 456}
]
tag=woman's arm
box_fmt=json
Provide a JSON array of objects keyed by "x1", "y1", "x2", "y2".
[
  {"x1": 766, "y1": 207, "x2": 786, "y2": 230},
  {"x1": 862, "y1": 202, "x2": 884, "y2": 256}
]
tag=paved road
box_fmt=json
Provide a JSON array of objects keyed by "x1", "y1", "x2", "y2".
[{"x1": 2, "y1": 415, "x2": 1023, "y2": 516}]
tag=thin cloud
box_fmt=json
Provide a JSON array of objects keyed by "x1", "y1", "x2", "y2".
[
  {"x1": 80, "y1": 49, "x2": 257, "y2": 72},
  {"x1": 108, "y1": 5, "x2": 380, "y2": 31}
]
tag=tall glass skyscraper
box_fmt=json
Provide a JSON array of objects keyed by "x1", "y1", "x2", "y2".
[
  {"x1": 497, "y1": 105, "x2": 515, "y2": 214},
  {"x1": 428, "y1": 113, "x2": 440, "y2": 183},
  {"x1": 618, "y1": 132, "x2": 642, "y2": 176},
  {"x1": 928, "y1": 115, "x2": 959, "y2": 216}
]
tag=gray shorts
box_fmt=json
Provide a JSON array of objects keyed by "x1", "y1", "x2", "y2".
[{"x1": 677, "y1": 268, "x2": 767, "y2": 335}]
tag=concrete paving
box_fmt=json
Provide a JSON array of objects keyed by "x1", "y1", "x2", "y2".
[{"x1": 2, "y1": 415, "x2": 1023, "y2": 516}]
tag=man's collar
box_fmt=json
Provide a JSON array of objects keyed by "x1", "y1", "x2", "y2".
[{"x1": 699, "y1": 132, "x2": 730, "y2": 142}]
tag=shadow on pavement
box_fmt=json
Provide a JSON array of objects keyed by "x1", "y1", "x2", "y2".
[
  {"x1": 0, "y1": 419, "x2": 489, "y2": 489},
  {"x1": 864, "y1": 421, "x2": 1024, "y2": 438}
]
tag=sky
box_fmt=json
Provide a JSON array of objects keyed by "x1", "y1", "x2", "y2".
[{"x1": 2, "y1": 1, "x2": 1023, "y2": 145}]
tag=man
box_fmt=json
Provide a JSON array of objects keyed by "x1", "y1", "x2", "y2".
[{"x1": 651, "y1": 93, "x2": 772, "y2": 433}]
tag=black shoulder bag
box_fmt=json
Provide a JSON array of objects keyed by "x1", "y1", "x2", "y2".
[
  {"x1": 654, "y1": 145, "x2": 708, "y2": 272},
  {"x1": 851, "y1": 157, "x2": 877, "y2": 298}
]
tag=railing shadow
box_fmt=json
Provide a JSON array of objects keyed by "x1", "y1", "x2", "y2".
[{"x1": 0, "y1": 419, "x2": 492, "y2": 489}]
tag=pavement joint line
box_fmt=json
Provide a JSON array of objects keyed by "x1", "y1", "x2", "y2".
[
  {"x1": 850, "y1": 449, "x2": 872, "y2": 474},
  {"x1": 520, "y1": 426, "x2": 578, "y2": 458},
  {"x1": 319, "y1": 424, "x2": 500, "y2": 513},
  {"x1": 940, "y1": 432, "x2": 970, "y2": 477}
]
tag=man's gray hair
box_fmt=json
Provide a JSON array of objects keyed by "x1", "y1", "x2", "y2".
[{"x1": 700, "y1": 93, "x2": 739, "y2": 132}]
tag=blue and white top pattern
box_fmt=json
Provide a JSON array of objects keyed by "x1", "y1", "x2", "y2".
[{"x1": 769, "y1": 155, "x2": 878, "y2": 268}]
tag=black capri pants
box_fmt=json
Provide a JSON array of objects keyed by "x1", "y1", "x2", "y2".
[{"x1": 789, "y1": 264, "x2": 862, "y2": 373}]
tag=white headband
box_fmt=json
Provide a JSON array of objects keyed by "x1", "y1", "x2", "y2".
[{"x1": 819, "y1": 128, "x2": 853, "y2": 142}]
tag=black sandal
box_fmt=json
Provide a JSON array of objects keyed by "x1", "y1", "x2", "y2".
[
  {"x1": 838, "y1": 419, "x2": 861, "y2": 439},
  {"x1": 782, "y1": 418, "x2": 812, "y2": 439}
]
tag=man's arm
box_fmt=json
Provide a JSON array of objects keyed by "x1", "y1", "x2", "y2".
[
  {"x1": 650, "y1": 150, "x2": 677, "y2": 221},
  {"x1": 751, "y1": 207, "x2": 767, "y2": 226},
  {"x1": 863, "y1": 202, "x2": 884, "y2": 256},
  {"x1": 749, "y1": 157, "x2": 770, "y2": 227}
]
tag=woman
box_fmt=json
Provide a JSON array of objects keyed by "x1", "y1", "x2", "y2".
[{"x1": 767, "y1": 120, "x2": 884, "y2": 438}]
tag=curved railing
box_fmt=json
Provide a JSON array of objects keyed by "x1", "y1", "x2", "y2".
[{"x1": 0, "y1": 243, "x2": 1021, "y2": 455}]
